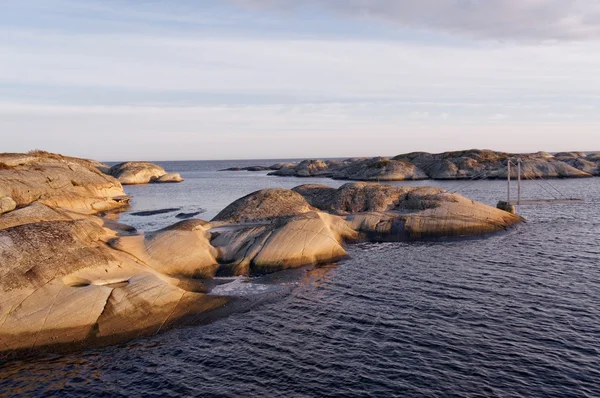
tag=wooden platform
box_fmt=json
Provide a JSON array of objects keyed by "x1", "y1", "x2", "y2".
[{"x1": 508, "y1": 199, "x2": 585, "y2": 205}]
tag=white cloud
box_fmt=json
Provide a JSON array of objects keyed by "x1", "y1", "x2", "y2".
[
  {"x1": 2, "y1": 29, "x2": 600, "y2": 100},
  {"x1": 233, "y1": 0, "x2": 600, "y2": 41}
]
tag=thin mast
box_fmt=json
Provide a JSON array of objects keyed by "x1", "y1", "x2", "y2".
[
  {"x1": 507, "y1": 159, "x2": 511, "y2": 204},
  {"x1": 517, "y1": 158, "x2": 521, "y2": 205}
]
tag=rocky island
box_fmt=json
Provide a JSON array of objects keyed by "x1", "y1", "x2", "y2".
[
  {"x1": 0, "y1": 151, "x2": 522, "y2": 356},
  {"x1": 223, "y1": 150, "x2": 599, "y2": 180}
]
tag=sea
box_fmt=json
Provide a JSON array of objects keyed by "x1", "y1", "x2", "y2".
[{"x1": 1, "y1": 159, "x2": 599, "y2": 397}]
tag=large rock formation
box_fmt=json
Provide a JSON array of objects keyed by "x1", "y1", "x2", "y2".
[
  {"x1": 260, "y1": 149, "x2": 599, "y2": 181},
  {"x1": 293, "y1": 183, "x2": 521, "y2": 241},
  {"x1": 0, "y1": 215, "x2": 227, "y2": 353},
  {"x1": 331, "y1": 157, "x2": 428, "y2": 181},
  {"x1": 0, "y1": 152, "x2": 224, "y2": 355},
  {"x1": 554, "y1": 152, "x2": 600, "y2": 176},
  {"x1": 0, "y1": 151, "x2": 524, "y2": 356},
  {"x1": 212, "y1": 211, "x2": 358, "y2": 276},
  {"x1": 0, "y1": 151, "x2": 129, "y2": 214},
  {"x1": 211, "y1": 184, "x2": 522, "y2": 275},
  {"x1": 212, "y1": 188, "x2": 315, "y2": 223},
  {"x1": 395, "y1": 149, "x2": 591, "y2": 179},
  {"x1": 108, "y1": 162, "x2": 183, "y2": 185}
]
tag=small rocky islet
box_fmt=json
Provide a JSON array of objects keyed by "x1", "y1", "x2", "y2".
[
  {"x1": 0, "y1": 150, "x2": 528, "y2": 355},
  {"x1": 222, "y1": 149, "x2": 599, "y2": 180}
]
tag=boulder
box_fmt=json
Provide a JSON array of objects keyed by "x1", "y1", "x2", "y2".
[
  {"x1": 0, "y1": 197, "x2": 16, "y2": 215},
  {"x1": 212, "y1": 189, "x2": 314, "y2": 223},
  {"x1": 212, "y1": 211, "x2": 358, "y2": 276},
  {"x1": 152, "y1": 173, "x2": 184, "y2": 183},
  {"x1": 108, "y1": 161, "x2": 182, "y2": 185}
]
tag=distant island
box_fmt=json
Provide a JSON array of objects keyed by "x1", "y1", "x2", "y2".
[{"x1": 221, "y1": 149, "x2": 600, "y2": 180}]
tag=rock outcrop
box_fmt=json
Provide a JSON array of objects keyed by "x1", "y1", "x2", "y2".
[
  {"x1": 212, "y1": 188, "x2": 315, "y2": 223},
  {"x1": 0, "y1": 151, "x2": 129, "y2": 214},
  {"x1": 0, "y1": 152, "x2": 224, "y2": 355},
  {"x1": 211, "y1": 184, "x2": 522, "y2": 275},
  {"x1": 293, "y1": 183, "x2": 521, "y2": 241},
  {"x1": 0, "y1": 151, "x2": 525, "y2": 356},
  {"x1": 0, "y1": 215, "x2": 227, "y2": 353},
  {"x1": 212, "y1": 211, "x2": 358, "y2": 276},
  {"x1": 108, "y1": 162, "x2": 183, "y2": 185},
  {"x1": 255, "y1": 150, "x2": 600, "y2": 181},
  {"x1": 110, "y1": 219, "x2": 219, "y2": 279}
]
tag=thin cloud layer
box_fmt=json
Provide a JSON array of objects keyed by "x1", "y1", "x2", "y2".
[{"x1": 234, "y1": 0, "x2": 600, "y2": 40}]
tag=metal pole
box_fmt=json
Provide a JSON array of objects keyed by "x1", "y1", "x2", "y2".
[
  {"x1": 507, "y1": 159, "x2": 511, "y2": 204},
  {"x1": 517, "y1": 158, "x2": 521, "y2": 205}
]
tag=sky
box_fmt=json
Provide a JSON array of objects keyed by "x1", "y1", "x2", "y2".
[{"x1": 1, "y1": 0, "x2": 600, "y2": 160}]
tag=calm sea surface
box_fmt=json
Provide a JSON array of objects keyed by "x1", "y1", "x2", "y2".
[{"x1": 2, "y1": 160, "x2": 600, "y2": 397}]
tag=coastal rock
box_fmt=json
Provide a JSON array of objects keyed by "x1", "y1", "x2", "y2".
[
  {"x1": 394, "y1": 150, "x2": 590, "y2": 179},
  {"x1": 0, "y1": 202, "x2": 91, "y2": 230},
  {"x1": 269, "y1": 163, "x2": 296, "y2": 170},
  {"x1": 110, "y1": 219, "x2": 219, "y2": 279},
  {"x1": 152, "y1": 173, "x2": 184, "y2": 183},
  {"x1": 269, "y1": 159, "x2": 335, "y2": 177},
  {"x1": 108, "y1": 162, "x2": 182, "y2": 185},
  {"x1": 211, "y1": 183, "x2": 522, "y2": 276},
  {"x1": 293, "y1": 183, "x2": 413, "y2": 214},
  {"x1": 212, "y1": 211, "x2": 357, "y2": 276},
  {"x1": 332, "y1": 157, "x2": 429, "y2": 181},
  {"x1": 293, "y1": 182, "x2": 522, "y2": 241},
  {"x1": 212, "y1": 188, "x2": 314, "y2": 223},
  {"x1": 0, "y1": 216, "x2": 227, "y2": 353},
  {"x1": 266, "y1": 150, "x2": 595, "y2": 182},
  {"x1": 0, "y1": 197, "x2": 16, "y2": 215},
  {"x1": 0, "y1": 151, "x2": 129, "y2": 214},
  {"x1": 553, "y1": 153, "x2": 600, "y2": 176},
  {"x1": 0, "y1": 151, "x2": 528, "y2": 355}
]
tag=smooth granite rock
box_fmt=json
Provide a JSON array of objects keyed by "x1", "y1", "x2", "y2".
[
  {"x1": 108, "y1": 162, "x2": 183, "y2": 185},
  {"x1": 0, "y1": 197, "x2": 16, "y2": 215},
  {"x1": 0, "y1": 151, "x2": 129, "y2": 214},
  {"x1": 0, "y1": 151, "x2": 527, "y2": 355},
  {"x1": 212, "y1": 188, "x2": 315, "y2": 223}
]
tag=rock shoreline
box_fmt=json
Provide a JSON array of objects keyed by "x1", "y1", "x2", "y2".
[
  {"x1": 0, "y1": 151, "x2": 523, "y2": 356},
  {"x1": 221, "y1": 150, "x2": 600, "y2": 181}
]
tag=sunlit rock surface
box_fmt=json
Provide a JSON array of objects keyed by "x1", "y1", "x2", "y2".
[
  {"x1": 0, "y1": 151, "x2": 129, "y2": 214},
  {"x1": 0, "y1": 151, "x2": 524, "y2": 355},
  {"x1": 108, "y1": 161, "x2": 183, "y2": 185}
]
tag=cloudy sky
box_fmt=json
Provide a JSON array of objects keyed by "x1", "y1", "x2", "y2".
[{"x1": 2, "y1": 0, "x2": 599, "y2": 160}]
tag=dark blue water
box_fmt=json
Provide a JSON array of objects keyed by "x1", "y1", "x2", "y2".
[{"x1": 2, "y1": 160, "x2": 600, "y2": 397}]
